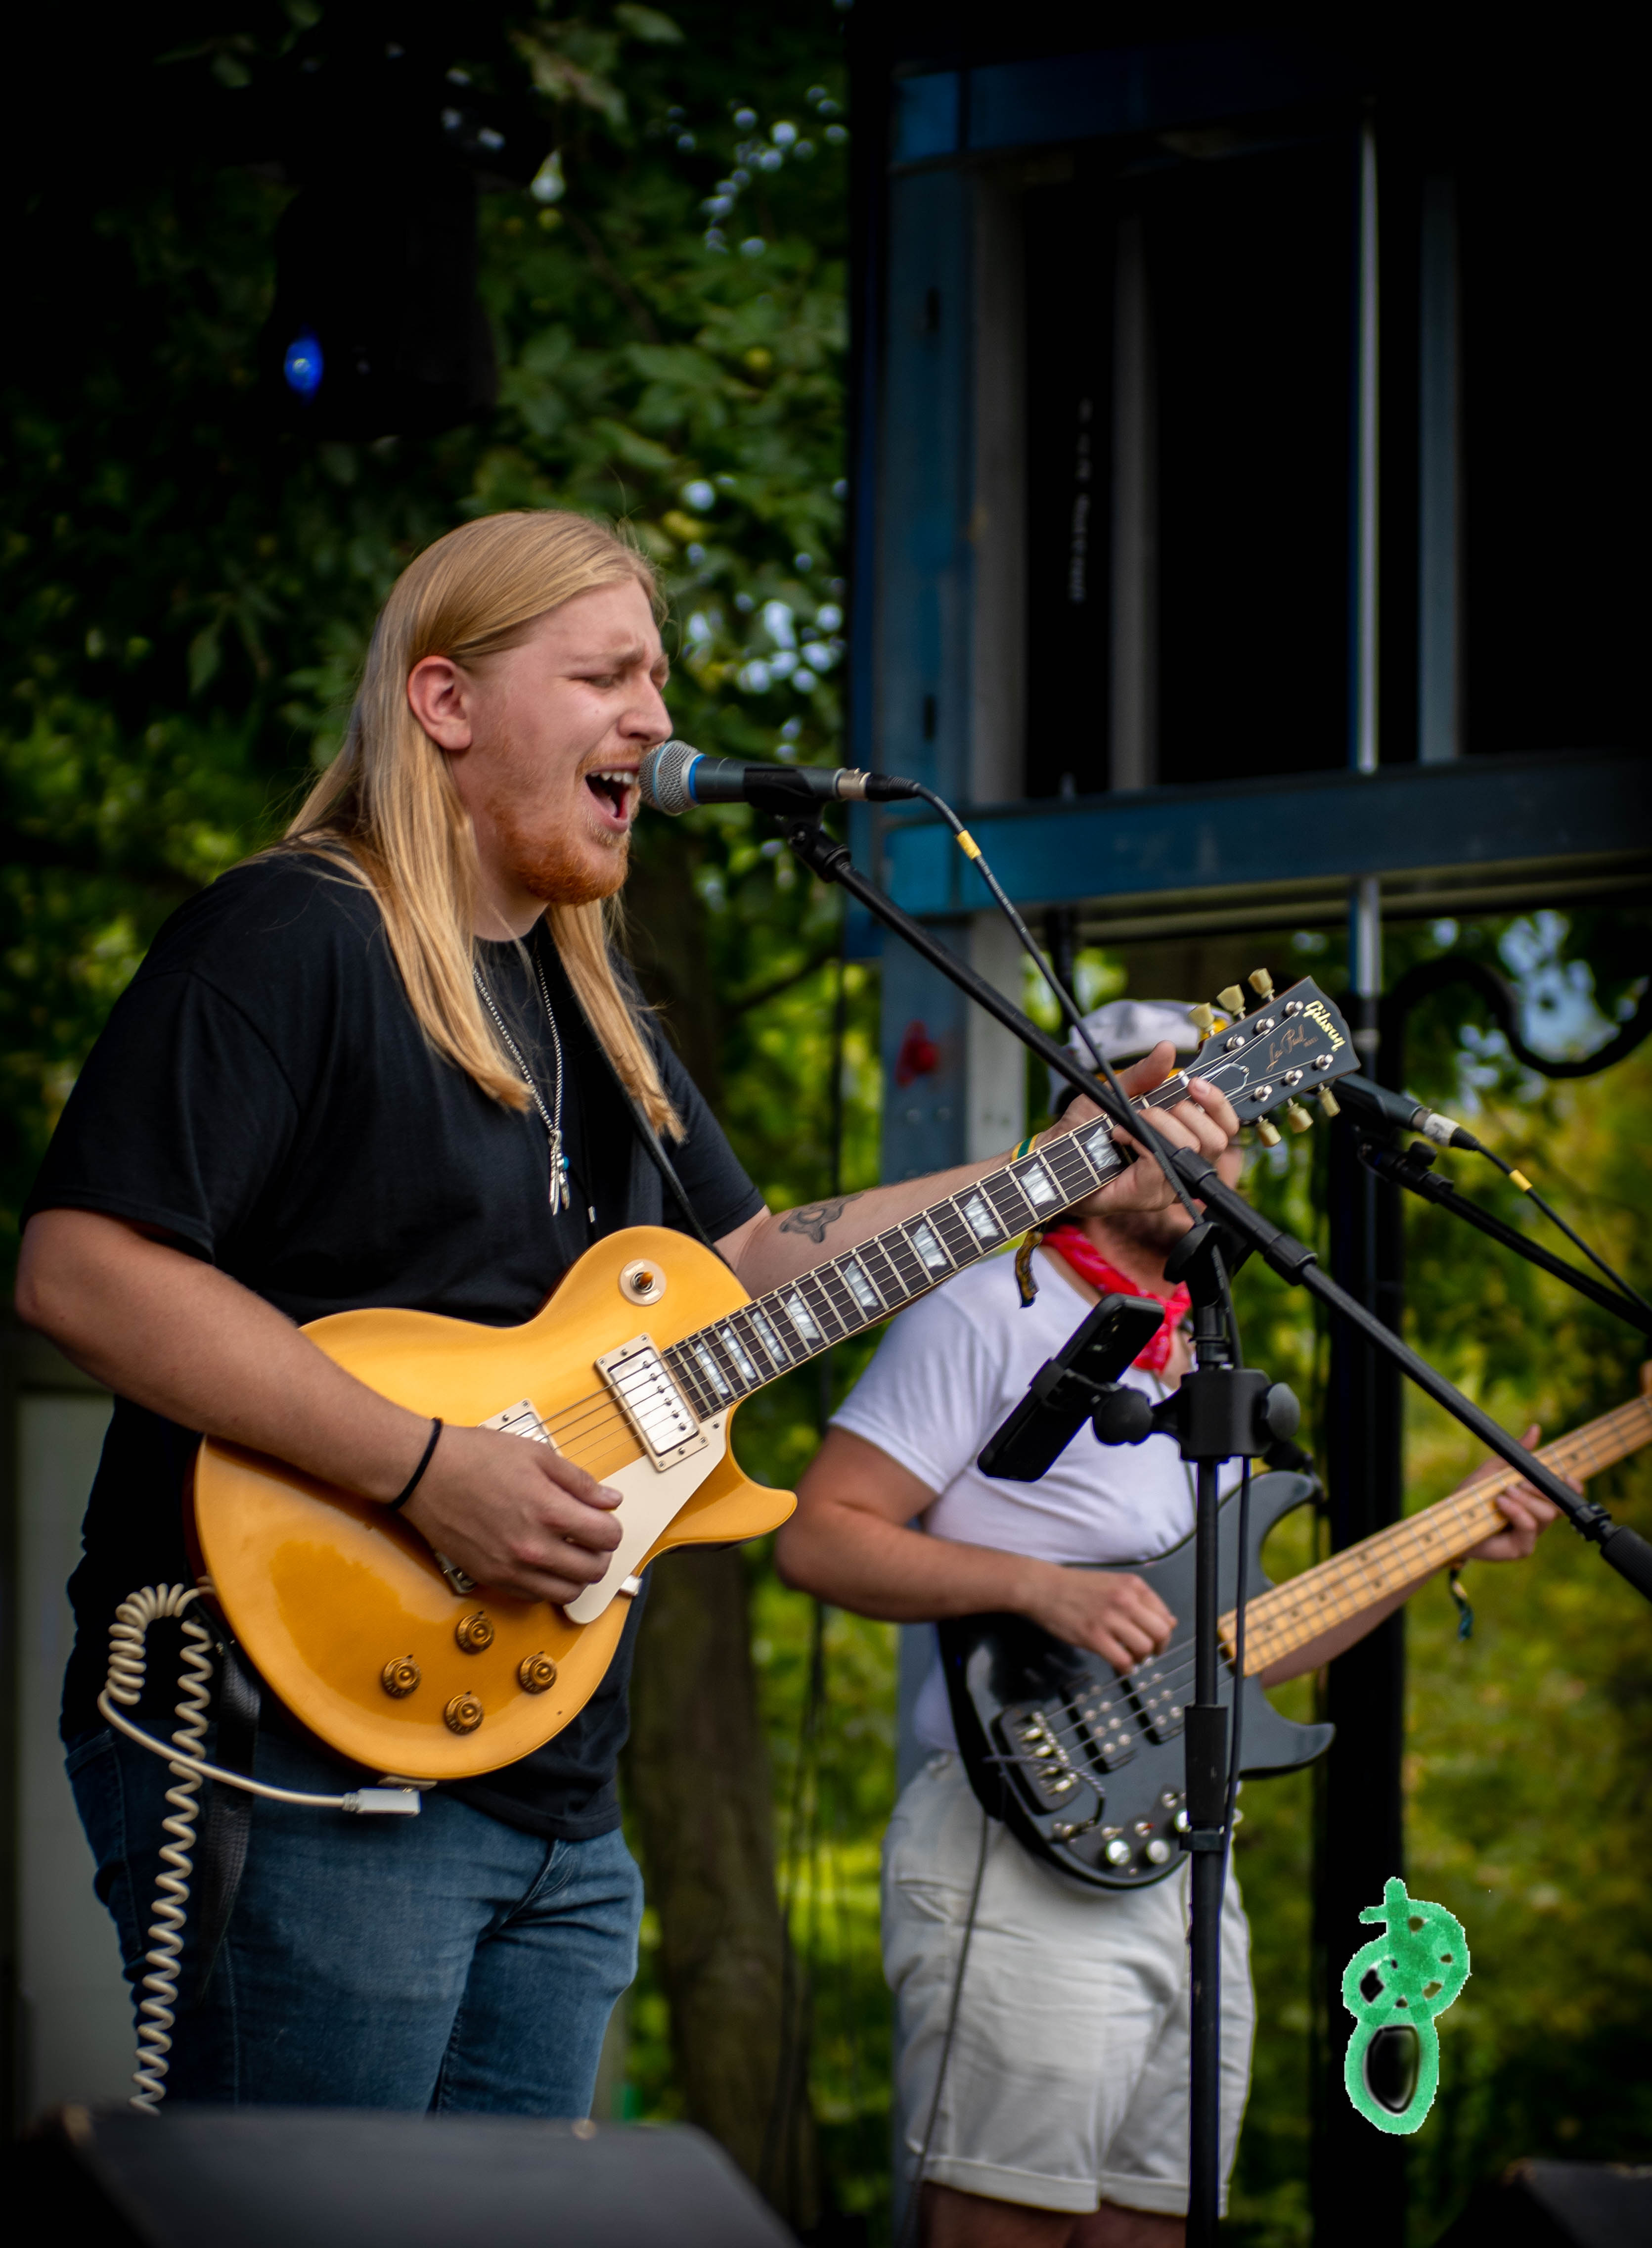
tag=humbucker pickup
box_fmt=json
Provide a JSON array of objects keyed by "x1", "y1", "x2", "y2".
[{"x1": 596, "y1": 1335, "x2": 708, "y2": 1469}]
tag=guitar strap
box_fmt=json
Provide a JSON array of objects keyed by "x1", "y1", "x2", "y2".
[
  {"x1": 617, "y1": 1075, "x2": 724, "y2": 1258},
  {"x1": 194, "y1": 1633, "x2": 262, "y2": 2001},
  {"x1": 557, "y1": 936, "x2": 727, "y2": 1261}
]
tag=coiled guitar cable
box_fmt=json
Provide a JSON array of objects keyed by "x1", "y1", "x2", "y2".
[{"x1": 98, "y1": 1583, "x2": 421, "y2": 2110}]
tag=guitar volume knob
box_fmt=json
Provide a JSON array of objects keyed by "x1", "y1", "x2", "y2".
[
  {"x1": 380, "y1": 1657, "x2": 421, "y2": 1699},
  {"x1": 518, "y1": 1652, "x2": 558, "y2": 1695},
  {"x1": 444, "y1": 1693, "x2": 484, "y2": 1734},
  {"x1": 454, "y1": 1611, "x2": 495, "y2": 1653},
  {"x1": 1146, "y1": 1838, "x2": 1172, "y2": 1865},
  {"x1": 1104, "y1": 1838, "x2": 1132, "y2": 1867}
]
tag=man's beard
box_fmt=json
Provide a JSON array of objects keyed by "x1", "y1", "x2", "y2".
[
  {"x1": 1094, "y1": 1201, "x2": 1195, "y2": 1261},
  {"x1": 493, "y1": 800, "x2": 630, "y2": 907}
]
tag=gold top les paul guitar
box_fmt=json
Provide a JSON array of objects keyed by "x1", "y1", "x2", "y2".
[{"x1": 191, "y1": 975, "x2": 1358, "y2": 1782}]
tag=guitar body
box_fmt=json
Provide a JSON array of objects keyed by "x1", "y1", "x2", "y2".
[
  {"x1": 189, "y1": 1228, "x2": 795, "y2": 1783},
  {"x1": 940, "y1": 1472, "x2": 1335, "y2": 1889}
]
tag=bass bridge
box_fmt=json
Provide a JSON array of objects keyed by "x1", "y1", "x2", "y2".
[{"x1": 991, "y1": 1677, "x2": 1140, "y2": 1842}]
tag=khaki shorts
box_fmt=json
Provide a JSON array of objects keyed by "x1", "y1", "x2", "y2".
[{"x1": 884, "y1": 1754, "x2": 1254, "y2": 2218}]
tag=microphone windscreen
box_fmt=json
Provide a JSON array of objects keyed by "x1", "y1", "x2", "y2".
[{"x1": 638, "y1": 739, "x2": 701, "y2": 815}]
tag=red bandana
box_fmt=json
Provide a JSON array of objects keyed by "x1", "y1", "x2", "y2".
[{"x1": 1041, "y1": 1226, "x2": 1191, "y2": 1374}]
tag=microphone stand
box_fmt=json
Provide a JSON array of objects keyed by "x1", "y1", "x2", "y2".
[
  {"x1": 776, "y1": 811, "x2": 1272, "y2": 2247},
  {"x1": 1353, "y1": 1133, "x2": 1652, "y2": 1336},
  {"x1": 774, "y1": 807, "x2": 1652, "y2": 2246}
]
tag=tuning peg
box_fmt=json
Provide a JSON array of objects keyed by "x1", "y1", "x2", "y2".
[
  {"x1": 1217, "y1": 985, "x2": 1245, "y2": 1015},
  {"x1": 1188, "y1": 1004, "x2": 1217, "y2": 1035},
  {"x1": 1317, "y1": 1086, "x2": 1341, "y2": 1119},
  {"x1": 1284, "y1": 1100, "x2": 1314, "y2": 1134},
  {"x1": 1254, "y1": 1117, "x2": 1282, "y2": 1147},
  {"x1": 1248, "y1": 967, "x2": 1275, "y2": 999}
]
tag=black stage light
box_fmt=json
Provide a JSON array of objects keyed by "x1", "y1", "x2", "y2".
[
  {"x1": 266, "y1": 158, "x2": 498, "y2": 440},
  {"x1": 259, "y1": 27, "x2": 547, "y2": 440}
]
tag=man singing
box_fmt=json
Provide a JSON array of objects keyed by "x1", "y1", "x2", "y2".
[
  {"x1": 16, "y1": 512, "x2": 1239, "y2": 2115},
  {"x1": 776, "y1": 998, "x2": 1557, "y2": 2248}
]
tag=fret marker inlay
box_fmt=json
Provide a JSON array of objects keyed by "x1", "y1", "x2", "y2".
[
  {"x1": 908, "y1": 1219, "x2": 950, "y2": 1272},
  {"x1": 841, "y1": 1258, "x2": 881, "y2": 1312},
  {"x1": 961, "y1": 1191, "x2": 1002, "y2": 1242},
  {"x1": 1016, "y1": 1158, "x2": 1058, "y2": 1206}
]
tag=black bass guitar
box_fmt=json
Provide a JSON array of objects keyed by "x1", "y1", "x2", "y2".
[{"x1": 940, "y1": 1378, "x2": 1652, "y2": 1887}]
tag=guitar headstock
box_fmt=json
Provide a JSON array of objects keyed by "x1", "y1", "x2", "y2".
[{"x1": 1185, "y1": 968, "x2": 1357, "y2": 1142}]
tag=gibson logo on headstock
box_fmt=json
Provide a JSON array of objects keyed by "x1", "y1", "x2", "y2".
[{"x1": 1303, "y1": 1000, "x2": 1346, "y2": 1051}]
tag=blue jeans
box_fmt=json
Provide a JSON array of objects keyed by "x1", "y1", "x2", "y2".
[{"x1": 66, "y1": 1723, "x2": 642, "y2": 2112}]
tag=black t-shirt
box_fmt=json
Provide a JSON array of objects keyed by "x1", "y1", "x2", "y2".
[{"x1": 29, "y1": 853, "x2": 764, "y2": 1839}]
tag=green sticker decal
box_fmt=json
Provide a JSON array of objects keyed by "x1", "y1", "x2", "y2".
[{"x1": 1342, "y1": 1876, "x2": 1470, "y2": 2135}]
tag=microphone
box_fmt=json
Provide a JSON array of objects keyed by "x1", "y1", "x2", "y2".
[
  {"x1": 638, "y1": 739, "x2": 923, "y2": 815},
  {"x1": 1335, "y1": 1072, "x2": 1484, "y2": 1152}
]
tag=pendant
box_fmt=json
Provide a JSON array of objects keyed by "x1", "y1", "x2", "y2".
[{"x1": 547, "y1": 1129, "x2": 569, "y2": 1213}]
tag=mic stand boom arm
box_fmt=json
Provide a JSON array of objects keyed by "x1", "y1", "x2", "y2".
[
  {"x1": 776, "y1": 813, "x2": 1138, "y2": 1133},
  {"x1": 1354, "y1": 1134, "x2": 1652, "y2": 1337},
  {"x1": 1168, "y1": 1147, "x2": 1652, "y2": 1603},
  {"x1": 775, "y1": 810, "x2": 1652, "y2": 1605}
]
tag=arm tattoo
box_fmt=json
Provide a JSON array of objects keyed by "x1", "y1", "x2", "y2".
[{"x1": 777, "y1": 1192, "x2": 866, "y2": 1246}]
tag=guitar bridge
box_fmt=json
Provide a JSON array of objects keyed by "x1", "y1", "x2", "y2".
[
  {"x1": 994, "y1": 1704, "x2": 1088, "y2": 1809},
  {"x1": 430, "y1": 1397, "x2": 558, "y2": 1596}
]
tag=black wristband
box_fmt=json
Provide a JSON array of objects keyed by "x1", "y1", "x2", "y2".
[{"x1": 386, "y1": 1418, "x2": 443, "y2": 1512}]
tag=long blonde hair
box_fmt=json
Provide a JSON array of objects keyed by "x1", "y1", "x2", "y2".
[{"x1": 283, "y1": 510, "x2": 681, "y2": 1135}]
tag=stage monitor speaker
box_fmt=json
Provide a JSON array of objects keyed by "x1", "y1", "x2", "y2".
[
  {"x1": 10, "y1": 2106, "x2": 796, "y2": 2248},
  {"x1": 1434, "y1": 2157, "x2": 1652, "y2": 2247}
]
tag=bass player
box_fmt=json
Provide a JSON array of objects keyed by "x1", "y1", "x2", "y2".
[
  {"x1": 14, "y1": 512, "x2": 1239, "y2": 2116},
  {"x1": 776, "y1": 996, "x2": 1560, "y2": 2248}
]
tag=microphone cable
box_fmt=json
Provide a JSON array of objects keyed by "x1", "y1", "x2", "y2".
[
  {"x1": 905, "y1": 782, "x2": 1256, "y2": 1898},
  {"x1": 1332, "y1": 1072, "x2": 1647, "y2": 1314},
  {"x1": 905, "y1": 781, "x2": 1210, "y2": 1237},
  {"x1": 1473, "y1": 1146, "x2": 1651, "y2": 1316}
]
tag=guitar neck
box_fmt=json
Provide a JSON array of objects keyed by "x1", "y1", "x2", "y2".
[
  {"x1": 1228, "y1": 1389, "x2": 1652, "y2": 1676},
  {"x1": 661, "y1": 1080, "x2": 1192, "y2": 1421}
]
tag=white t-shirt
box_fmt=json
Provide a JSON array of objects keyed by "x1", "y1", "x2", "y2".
[{"x1": 831, "y1": 1246, "x2": 1235, "y2": 1752}]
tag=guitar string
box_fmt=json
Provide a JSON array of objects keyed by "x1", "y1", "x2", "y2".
[
  {"x1": 462, "y1": 1068, "x2": 1208, "y2": 1455},
  {"x1": 1017, "y1": 1413, "x2": 1644, "y2": 1763}
]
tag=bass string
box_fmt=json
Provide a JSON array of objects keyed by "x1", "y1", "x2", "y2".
[
  {"x1": 1033, "y1": 1512, "x2": 1488, "y2": 1754},
  {"x1": 1029, "y1": 1477, "x2": 1520, "y2": 1759},
  {"x1": 1027, "y1": 1635, "x2": 1222, "y2": 1757}
]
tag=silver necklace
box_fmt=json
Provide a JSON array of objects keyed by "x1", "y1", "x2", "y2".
[{"x1": 473, "y1": 951, "x2": 570, "y2": 1213}]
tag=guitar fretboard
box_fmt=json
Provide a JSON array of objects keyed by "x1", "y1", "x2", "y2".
[
  {"x1": 660, "y1": 1097, "x2": 1168, "y2": 1420},
  {"x1": 1227, "y1": 1390, "x2": 1652, "y2": 1675}
]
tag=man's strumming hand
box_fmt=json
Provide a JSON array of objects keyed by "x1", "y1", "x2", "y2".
[
  {"x1": 1017, "y1": 1558, "x2": 1177, "y2": 1673},
  {"x1": 401, "y1": 1425, "x2": 624, "y2": 1606}
]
